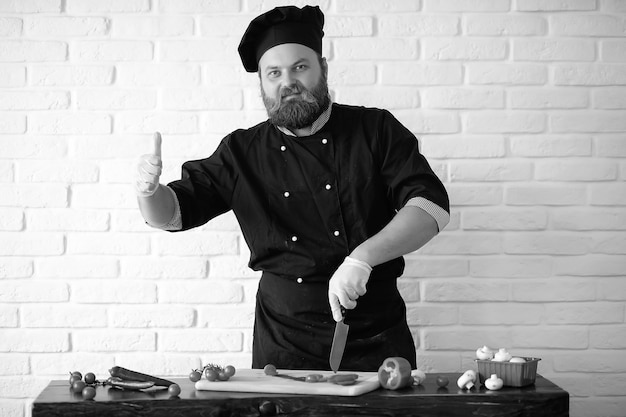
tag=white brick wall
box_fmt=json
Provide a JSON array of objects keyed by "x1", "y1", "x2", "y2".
[{"x1": 0, "y1": 1, "x2": 625, "y2": 416}]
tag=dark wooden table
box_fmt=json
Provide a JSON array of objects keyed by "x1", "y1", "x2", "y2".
[{"x1": 32, "y1": 373, "x2": 569, "y2": 417}]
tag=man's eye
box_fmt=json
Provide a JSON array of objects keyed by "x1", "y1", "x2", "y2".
[
  {"x1": 267, "y1": 71, "x2": 280, "y2": 78},
  {"x1": 294, "y1": 65, "x2": 307, "y2": 71}
]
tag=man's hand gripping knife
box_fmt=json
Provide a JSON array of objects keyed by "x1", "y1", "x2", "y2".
[{"x1": 328, "y1": 257, "x2": 373, "y2": 322}]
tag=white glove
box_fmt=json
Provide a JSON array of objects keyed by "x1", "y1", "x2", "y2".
[
  {"x1": 135, "y1": 132, "x2": 163, "y2": 197},
  {"x1": 328, "y1": 256, "x2": 373, "y2": 322}
]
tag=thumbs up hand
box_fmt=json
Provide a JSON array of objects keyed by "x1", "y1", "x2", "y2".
[{"x1": 135, "y1": 132, "x2": 163, "y2": 198}]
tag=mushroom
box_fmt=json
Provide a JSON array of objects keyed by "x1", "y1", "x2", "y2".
[
  {"x1": 485, "y1": 374, "x2": 504, "y2": 391},
  {"x1": 412, "y1": 369, "x2": 427, "y2": 385},
  {"x1": 493, "y1": 348, "x2": 512, "y2": 362},
  {"x1": 476, "y1": 345, "x2": 495, "y2": 360},
  {"x1": 457, "y1": 369, "x2": 477, "y2": 390}
]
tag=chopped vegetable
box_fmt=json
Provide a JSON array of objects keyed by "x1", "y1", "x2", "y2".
[
  {"x1": 305, "y1": 374, "x2": 323, "y2": 383},
  {"x1": 377, "y1": 357, "x2": 413, "y2": 390},
  {"x1": 327, "y1": 373, "x2": 358, "y2": 385}
]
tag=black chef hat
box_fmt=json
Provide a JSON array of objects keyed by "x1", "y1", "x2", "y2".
[{"x1": 238, "y1": 5, "x2": 324, "y2": 73}]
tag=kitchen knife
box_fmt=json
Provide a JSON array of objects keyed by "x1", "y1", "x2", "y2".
[{"x1": 329, "y1": 309, "x2": 349, "y2": 373}]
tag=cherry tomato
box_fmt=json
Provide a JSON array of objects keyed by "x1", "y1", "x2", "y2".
[
  {"x1": 168, "y1": 383, "x2": 181, "y2": 397},
  {"x1": 217, "y1": 371, "x2": 229, "y2": 381},
  {"x1": 263, "y1": 364, "x2": 277, "y2": 376},
  {"x1": 71, "y1": 371, "x2": 82, "y2": 379},
  {"x1": 84, "y1": 372, "x2": 96, "y2": 385},
  {"x1": 189, "y1": 370, "x2": 202, "y2": 382},
  {"x1": 224, "y1": 365, "x2": 236, "y2": 378},
  {"x1": 69, "y1": 374, "x2": 82, "y2": 386},
  {"x1": 81, "y1": 386, "x2": 96, "y2": 400},
  {"x1": 205, "y1": 369, "x2": 218, "y2": 381},
  {"x1": 72, "y1": 380, "x2": 87, "y2": 394},
  {"x1": 436, "y1": 375, "x2": 449, "y2": 388}
]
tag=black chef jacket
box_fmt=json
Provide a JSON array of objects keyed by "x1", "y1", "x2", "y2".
[{"x1": 168, "y1": 103, "x2": 449, "y2": 371}]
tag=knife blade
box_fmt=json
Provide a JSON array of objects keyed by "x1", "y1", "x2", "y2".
[{"x1": 329, "y1": 309, "x2": 349, "y2": 373}]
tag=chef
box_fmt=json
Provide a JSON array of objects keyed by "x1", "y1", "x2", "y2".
[{"x1": 135, "y1": 5, "x2": 450, "y2": 371}]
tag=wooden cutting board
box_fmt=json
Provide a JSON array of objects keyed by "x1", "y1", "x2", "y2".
[{"x1": 195, "y1": 369, "x2": 380, "y2": 396}]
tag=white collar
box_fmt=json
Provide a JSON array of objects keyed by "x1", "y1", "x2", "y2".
[{"x1": 276, "y1": 101, "x2": 333, "y2": 137}]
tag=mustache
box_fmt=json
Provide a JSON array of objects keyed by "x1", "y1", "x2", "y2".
[
  {"x1": 268, "y1": 82, "x2": 317, "y2": 113},
  {"x1": 280, "y1": 84, "x2": 304, "y2": 97}
]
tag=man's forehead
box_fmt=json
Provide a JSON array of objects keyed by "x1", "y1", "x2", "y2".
[{"x1": 259, "y1": 43, "x2": 318, "y2": 69}]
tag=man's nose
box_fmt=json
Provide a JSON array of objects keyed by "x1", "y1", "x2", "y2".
[{"x1": 280, "y1": 71, "x2": 297, "y2": 88}]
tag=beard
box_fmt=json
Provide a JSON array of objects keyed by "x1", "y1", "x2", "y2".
[{"x1": 261, "y1": 73, "x2": 331, "y2": 131}]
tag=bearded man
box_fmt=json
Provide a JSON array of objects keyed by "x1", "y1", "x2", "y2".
[{"x1": 135, "y1": 5, "x2": 449, "y2": 371}]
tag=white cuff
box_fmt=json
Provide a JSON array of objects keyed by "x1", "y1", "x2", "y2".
[
  {"x1": 405, "y1": 196, "x2": 450, "y2": 232},
  {"x1": 344, "y1": 256, "x2": 373, "y2": 273},
  {"x1": 145, "y1": 186, "x2": 183, "y2": 231}
]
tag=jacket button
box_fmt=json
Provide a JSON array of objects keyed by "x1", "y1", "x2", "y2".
[
  {"x1": 296, "y1": 277, "x2": 303, "y2": 284},
  {"x1": 321, "y1": 138, "x2": 328, "y2": 145},
  {"x1": 325, "y1": 184, "x2": 331, "y2": 190},
  {"x1": 283, "y1": 191, "x2": 290, "y2": 198},
  {"x1": 280, "y1": 145, "x2": 286, "y2": 151},
  {"x1": 333, "y1": 230, "x2": 340, "y2": 237},
  {"x1": 291, "y1": 236, "x2": 298, "y2": 242}
]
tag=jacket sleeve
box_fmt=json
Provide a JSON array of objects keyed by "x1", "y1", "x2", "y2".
[{"x1": 377, "y1": 109, "x2": 450, "y2": 231}]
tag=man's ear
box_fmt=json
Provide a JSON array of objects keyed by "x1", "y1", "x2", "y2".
[{"x1": 321, "y1": 57, "x2": 328, "y2": 78}]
